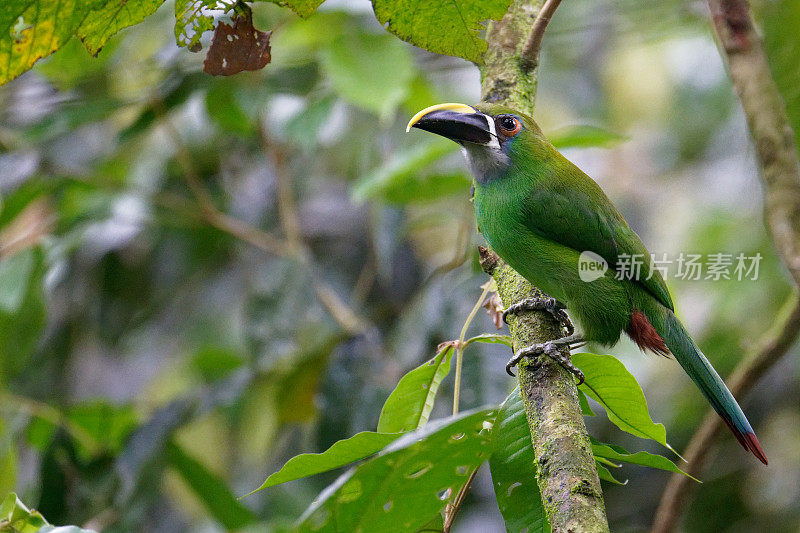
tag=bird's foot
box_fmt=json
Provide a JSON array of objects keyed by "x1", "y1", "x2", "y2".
[
  {"x1": 506, "y1": 333, "x2": 585, "y2": 384},
  {"x1": 503, "y1": 297, "x2": 573, "y2": 335}
]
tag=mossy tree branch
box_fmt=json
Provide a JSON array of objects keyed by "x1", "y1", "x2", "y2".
[{"x1": 477, "y1": 3, "x2": 609, "y2": 529}]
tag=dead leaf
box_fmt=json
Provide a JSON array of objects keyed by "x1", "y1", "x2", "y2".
[
  {"x1": 479, "y1": 280, "x2": 503, "y2": 330},
  {"x1": 437, "y1": 340, "x2": 459, "y2": 352},
  {"x1": 203, "y1": 14, "x2": 271, "y2": 76},
  {"x1": 482, "y1": 293, "x2": 504, "y2": 330}
]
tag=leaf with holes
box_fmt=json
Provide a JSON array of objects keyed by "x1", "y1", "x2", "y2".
[
  {"x1": 489, "y1": 388, "x2": 549, "y2": 533},
  {"x1": 296, "y1": 408, "x2": 495, "y2": 532},
  {"x1": 203, "y1": 13, "x2": 272, "y2": 75},
  {"x1": 175, "y1": 0, "x2": 227, "y2": 52},
  {"x1": 573, "y1": 353, "x2": 676, "y2": 454},
  {"x1": 377, "y1": 342, "x2": 455, "y2": 433},
  {"x1": 372, "y1": 0, "x2": 513, "y2": 63},
  {"x1": 250, "y1": 431, "x2": 402, "y2": 493}
]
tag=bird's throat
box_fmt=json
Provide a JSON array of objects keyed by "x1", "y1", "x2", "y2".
[{"x1": 461, "y1": 143, "x2": 511, "y2": 184}]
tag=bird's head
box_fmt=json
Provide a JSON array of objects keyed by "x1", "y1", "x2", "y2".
[{"x1": 406, "y1": 102, "x2": 543, "y2": 183}]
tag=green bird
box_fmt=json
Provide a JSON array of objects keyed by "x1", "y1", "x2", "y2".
[{"x1": 407, "y1": 102, "x2": 767, "y2": 465}]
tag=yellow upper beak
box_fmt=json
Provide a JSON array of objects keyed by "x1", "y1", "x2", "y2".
[{"x1": 406, "y1": 103, "x2": 475, "y2": 132}]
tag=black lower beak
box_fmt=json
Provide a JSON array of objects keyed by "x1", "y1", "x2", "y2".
[{"x1": 411, "y1": 110, "x2": 492, "y2": 145}]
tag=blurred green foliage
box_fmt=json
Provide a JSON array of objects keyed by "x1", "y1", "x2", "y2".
[{"x1": 0, "y1": 0, "x2": 798, "y2": 531}]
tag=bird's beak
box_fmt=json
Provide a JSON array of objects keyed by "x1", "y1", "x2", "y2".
[{"x1": 406, "y1": 103, "x2": 492, "y2": 145}]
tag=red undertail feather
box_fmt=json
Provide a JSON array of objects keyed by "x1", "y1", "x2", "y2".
[
  {"x1": 721, "y1": 418, "x2": 769, "y2": 465},
  {"x1": 626, "y1": 310, "x2": 670, "y2": 357}
]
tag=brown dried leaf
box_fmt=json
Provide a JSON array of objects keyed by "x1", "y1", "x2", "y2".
[
  {"x1": 481, "y1": 291, "x2": 504, "y2": 330},
  {"x1": 437, "y1": 339, "x2": 459, "y2": 352},
  {"x1": 203, "y1": 14, "x2": 271, "y2": 76}
]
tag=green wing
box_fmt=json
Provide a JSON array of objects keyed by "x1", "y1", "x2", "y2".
[{"x1": 520, "y1": 153, "x2": 674, "y2": 311}]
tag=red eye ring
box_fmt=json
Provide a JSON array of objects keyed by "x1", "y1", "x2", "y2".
[{"x1": 496, "y1": 115, "x2": 521, "y2": 136}]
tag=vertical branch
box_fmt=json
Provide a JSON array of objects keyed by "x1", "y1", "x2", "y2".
[
  {"x1": 707, "y1": 0, "x2": 800, "y2": 285},
  {"x1": 481, "y1": 250, "x2": 608, "y2": 532},
  {"x1": 652, "y1": 0, "x2": 800, "y2": 531},
  {"x1": 478, "y1": 4, "x2": 609, "y2": 529}
]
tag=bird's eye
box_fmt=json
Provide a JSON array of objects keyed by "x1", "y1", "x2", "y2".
[{"x1": 496, "y1": 115, "x2": 521, "y2": 136}]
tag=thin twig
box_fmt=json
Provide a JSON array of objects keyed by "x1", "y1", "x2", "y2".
[
  {"x1": 441, "y1": 282, "x2": 494, "y2": 531},
  {"x1": 259, "y1": 123, "x2": 303, "y2": 255},
  {"x1": 520, "y1": 0, "x2": 563, "y2": 71},
  {"x1": 651, "y1": 0, "x2": 800, "y2": 530},
  {"x1": 442, "y1": 467, "x2": 481, "y2": 533},
  {"x1": 256, "y1": 121, "x2": 369, "y2": 335},
  {"x1": 452, "y1": 282, "x2": 493, "y2": 416}
]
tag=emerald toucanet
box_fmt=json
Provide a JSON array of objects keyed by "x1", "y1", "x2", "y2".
[{"x1": 407, "y1": 102, "x2": 767, "y2": 465}]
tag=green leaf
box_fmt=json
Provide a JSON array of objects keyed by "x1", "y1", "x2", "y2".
[
  {"x1": 256, "y1": 0, "x2": 325, "y2": 18},
  {"x1": 0, "y1": 249, "x2": 36, "y2": 313},
  {"x1": 78, "y1": 0, "x2": 165, "y2": 55},
  {"x1": 489, "y1": 388, "x2": 549, "y2": 533},
  {"x1": 548, "y1": 125, "x2": 628, "y2": 149},
  {"x1": 0, "y1": 247, "x2": 46, "y2": 375},
  {"x1": 577, "y1": 388, "x2": 596, "y2": 417},
  {"x1": 320, "y1": 31, "x2": 415, "y2": 119},
  {"x1": 166, "y1": 441, "x2": 257, "y2": 530},
  {"x1": 285, "y1": 94, "x2": 337, "y2": 148},
  {"x1": 296, "y1": 408, "x2": 495, "y2": 533},
  {"x1": 205, "y1": 80, "x2": 255, "y2": 136},
  {"x1": 0, "y1": 492, "x2": 48, "y2": 532},
  {"x1": 590, "y1": 437, "x2": 696, "y2": 480},
  {"x1": 0, "y1": 1, "x2": 166, "y2": 85},
  {"x1": 191, "y1": 344, "x2": 245, "y2": 382},
  {"x1": 66, "y1": 401, "x2": 139, "y2": 461},
  {"x1": 352, "y1": 140, "x2": 458, "y2": 203},
  {"x1": 380, "y1": 172, "x2": 472, "y2": 205},
  {"x1": 595, "y1": 462, "x2": 626, "y2": 485},
  {"x1": 377, "y1": 343, "x2": 455, "y2": 433},
  {"x1": 251, "y1": 431, "x2": 402, "y2": 493},
  {"x1": 463, "y1": 333, "x2": 513, "y2": 349},
  {"x1": 372, "y1": 0, "x2": 513, "y2": 63},
  {"x1": 572, "y1": 353, "x2": 676, "y2": 454}
]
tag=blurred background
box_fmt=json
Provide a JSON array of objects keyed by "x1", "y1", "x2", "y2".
[{"x1": 0, "y1": 0, "x2": 798, "y2": 531}]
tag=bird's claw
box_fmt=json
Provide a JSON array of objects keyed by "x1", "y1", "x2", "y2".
[
  {"x1": 502, "y1": 297, "x2": 573, "y2": 335},
  {"x1": 505, "y1": 339, "x2": 585, "y2": 385}
]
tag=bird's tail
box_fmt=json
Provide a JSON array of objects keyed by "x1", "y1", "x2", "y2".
[{"x1": 649, "y1": 306, "x2": 768, "y2": 465}]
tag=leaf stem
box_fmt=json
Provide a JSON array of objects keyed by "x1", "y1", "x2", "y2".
[{"x1": 452, "y1": 282, "x2": 492, "y2": 416}]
